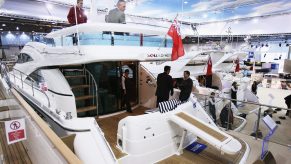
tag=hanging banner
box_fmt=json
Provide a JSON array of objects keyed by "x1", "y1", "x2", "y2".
[{"x1": 5, "y1": 118, "x2": 27, "y2": 145}]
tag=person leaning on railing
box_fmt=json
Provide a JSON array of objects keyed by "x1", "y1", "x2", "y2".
[{"x1": 67, "y1": 0, "x2": 87, "y2": 45}]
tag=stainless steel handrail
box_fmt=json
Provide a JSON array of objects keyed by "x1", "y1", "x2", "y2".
[
  {"x1": 192, "y1": 91, "x2": 290, "y2": 139},
  {"x1": 192, "y1": 92, "x2": 290, "y2": 111},
  {"x1": 7, "y1": 68, "x2": 51, "y2": 108},
  {"x1": 84, "y1": 68, "x2": 99, "y2": 116}
]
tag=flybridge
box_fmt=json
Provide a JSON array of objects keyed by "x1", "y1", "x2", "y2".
[
  {"x1": 46, "y1": 23, "x2": 170, "y2": 38},
  {"x1": 48, "y1": 23, "x2": 174, "y2": 48}
]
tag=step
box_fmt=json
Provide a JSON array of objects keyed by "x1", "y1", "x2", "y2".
[
  {"x1": 71, "y1": 85, "x2": 90, "y2": 90},
  {"x1": 65, "y1": 75, "x2": 86, "y2": 79},
  {"x1": 75, "y1": 95, "x2": 95, "y2": 101},
  {"x1": 61, "y1": 64, "x2": 83, "y2": 68},
  {"x1": 77, "y1": 105, "x2": 97, "y2": 113},
  {"x1": 63, "y1": 69, "x2": 84, "y2": 72}
]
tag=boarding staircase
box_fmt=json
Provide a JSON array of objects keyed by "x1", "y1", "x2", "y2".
[{"x1": 61, "y1": 65, "x2": 98, "y2": 117}]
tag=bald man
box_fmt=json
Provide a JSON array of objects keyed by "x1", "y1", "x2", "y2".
[{"x1": 106, "y1": 0, "x2": 126, "y2": 24}]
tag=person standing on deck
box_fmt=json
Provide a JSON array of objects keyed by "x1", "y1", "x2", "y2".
[
  {"x1": 67, "y1": 0, "x2": 87, "y2": 45},
  {"x1": 155, "y1": 66, "x2": 173, "y2": 107},
  {"x1": 208, "y1": 92, "x2": 216, "y2": 124},
  {"x1": 231, "y1": 81, "x2": 238, "y2": 107},
  {"x1": 121, "y1": 69, "x2": 132, "y2": 113},
  {"x1": 105, "y1": 0, "x2": 126, "y2": 24},
  {"x1": 178, "y1": 71, "x2": 193, "y2": 102}
]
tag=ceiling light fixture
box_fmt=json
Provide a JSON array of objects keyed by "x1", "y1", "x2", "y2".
[
  {"x1": 202, "y1": 13, "x2": 208, "y2": 18},
  {"x1": 252, "y1": 18, "x2": 259, "y2": 23},
  {"x1": 2, "y1": 24, "x2": 6, "y2": 27},
  {"x1": 16, "y1": 27, "x2": 19, "y2": 30},
  {"x1": 46, "y1": 3, "x2": 53, "y2": 10},
  {"x1": 184, "y1": 1, "x2": 188, "y2": 4}
]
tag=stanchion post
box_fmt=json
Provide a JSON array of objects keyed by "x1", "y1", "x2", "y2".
[{"x1": 255, "y1": 106, "x2": 262, "y2": 140}]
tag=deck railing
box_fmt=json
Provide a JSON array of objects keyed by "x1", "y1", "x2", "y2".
[{"x1": 192, "y1": 91, "x2": 290, "y2": 141}]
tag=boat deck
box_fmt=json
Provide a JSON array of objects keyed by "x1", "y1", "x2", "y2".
[
  {"x1": 96, "y1": 106, "x2": 248, "y2": 163},
  {"x1": 159, "y1": 137, "x2": 247, "y2": 164},
  {"x1": 0, "y1": 88, "x2": 32, "y2": 164},
  {"x1": 96, "y1": 106, "x2": 149, "y2": 159},
  {"x1": 0, "y1": 120, "x2": 32, "y2": 164}
]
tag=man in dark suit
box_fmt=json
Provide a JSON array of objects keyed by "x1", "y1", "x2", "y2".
[
  {"x1": 156, "y1": 66, "x2": 173, "y2": 107},
  {"x1": 285, "y1": 94, "x2": 291, "y2": 116},
  {"x1": 178, "y1": 70, "x2": 193, "y2": 102}
]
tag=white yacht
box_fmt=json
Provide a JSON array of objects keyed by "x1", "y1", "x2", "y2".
[{"x1": 0, "y1": 22, "x2": 249, "y2": 164}]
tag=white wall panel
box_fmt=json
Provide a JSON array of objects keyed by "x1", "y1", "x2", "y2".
[{"x1": 197, "y1": 13, "x2": 291, "y2": 35}]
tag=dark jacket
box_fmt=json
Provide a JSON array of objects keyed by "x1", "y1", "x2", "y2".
[
  {"x1": 67, "y1": 6, "x2": 87, "y2": 25},
  {"x1": 285, "y1": 94, "x2": 291, "y2": 108},
  {"x1": 179, "y1": 78, "x2": 193, "y2": 101},
  {"x1": 156, "y1": 72, "x2": 173, "y2": 100}
]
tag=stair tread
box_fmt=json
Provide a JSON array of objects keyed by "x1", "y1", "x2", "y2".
[
  {"x1": 77, "y1": 105, "x2": 97, "y2": 113},
  {"x1": 61, "y1": 64, "x2": 83, "y2": 67},
  {"x1": 71, "y1": 85, "x2": 90, "y2": 89},
  {"x1": 76, "y1": 95, "x2": 95, "y2": 101},
  {"x1": 63, "y1": 69, "x2": 83, "y2": 72},
  {"x1": 65, "y1": 75, "x2": 86, "y2": 78}
]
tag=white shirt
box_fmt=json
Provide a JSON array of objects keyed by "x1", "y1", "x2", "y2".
[{"x1": 122, "y1": 75, "x2": 126, "y2": 90}]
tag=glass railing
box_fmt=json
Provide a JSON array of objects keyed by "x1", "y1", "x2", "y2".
[
  {"x1": 53, "y1": 32, "x2": 173, "y2": 48},
  {"x1": 192, "y1": 91, "x2": 291, "y2": 150}
]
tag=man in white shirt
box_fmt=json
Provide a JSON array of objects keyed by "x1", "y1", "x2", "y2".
[{"x1": 122, "y1": 69, "x2": 132, "y2": 113}]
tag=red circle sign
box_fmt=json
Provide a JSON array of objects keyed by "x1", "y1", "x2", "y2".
[{"x1": 10, "y1": 121, "x2": 20, "y2": 130}]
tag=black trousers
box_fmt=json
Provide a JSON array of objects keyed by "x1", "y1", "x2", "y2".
[
  {"x1": 122, "y1": 91, "x2": 132, "y2": 112},
  {"x1": 72, "y1": 33, "x2": 78, "y2": 45},
  {"x1": 209, "y1": 106, "x2": 216, "y2": 123},
  {"x1": 286, "y1": 100, "x2": 290, "y2": 115}
]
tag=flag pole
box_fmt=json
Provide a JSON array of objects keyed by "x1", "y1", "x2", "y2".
[{"x1": 158, "y1": 14, "x2": 179, "y2": 50}]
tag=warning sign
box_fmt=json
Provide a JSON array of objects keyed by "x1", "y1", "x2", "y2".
[{"x1": 5, "y1": 118, "x2": 26, "y2": 145}]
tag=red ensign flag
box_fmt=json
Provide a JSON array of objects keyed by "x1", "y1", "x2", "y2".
[
  {"x1": 167, "y1": 20, "x2": 185, "y2": 61},
  {"x1": 206, "y1": 57, "x2": 212, "y2": 75}
]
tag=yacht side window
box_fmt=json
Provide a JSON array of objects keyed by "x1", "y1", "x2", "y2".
[
  {"x1": 17, "y1": 53, "x2": 33, "y2": 63},
  {"x1": 25, "y1": 70, "x2": 43, "y2": 88}
]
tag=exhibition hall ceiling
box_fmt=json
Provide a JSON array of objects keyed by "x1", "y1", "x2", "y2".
[{"x1": 25, "y1": 0, "x2": 291, "y2": 22}]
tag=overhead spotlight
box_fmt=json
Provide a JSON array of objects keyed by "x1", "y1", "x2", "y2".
[
  {"x1": 16, "y1": 27, "x2": 19, "y2": 30},
  {"x1": 0, "y1": 28, "x2": 3, "y2": 31},
  {"x1": 2, "y1": 24, "x2": 6, "y2": 27},
  {"x1": 46, "y1": 3, "x2": 53, "y2": 10},
  {"x1": 279, "y1": 42, "x2": 282, "y2": 47},
  {"x1": 10, "y1": 18, "x2": 14, "y2": 21}
]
